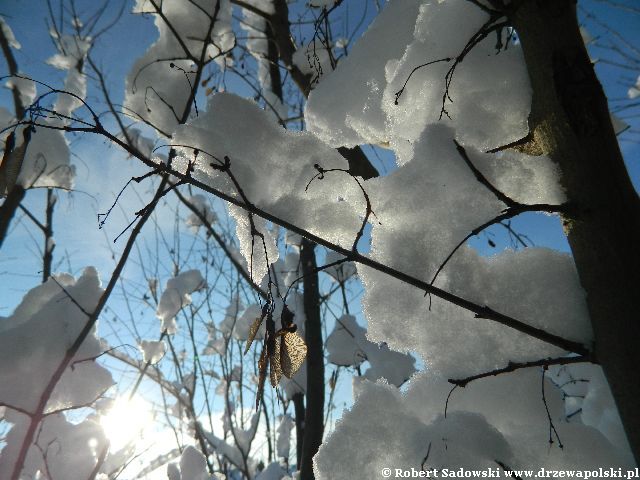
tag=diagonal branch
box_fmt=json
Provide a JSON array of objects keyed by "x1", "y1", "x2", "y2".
[
  {"x1": 0, "y1": 21, "x2": 25, "y2": 119},
  {"x1": 173, "y1": 187, "x2": 269, "y2": 301},
  {"x1": 448, "y1": 355, "x2": 591, "y2": 388},
  {"x1": 9, "y1": 169, "x2": 172, "y2": 480},
  {"x1": 18, "y1": 118, "x2": 592, "y2": 357},
  {"x1": 428, "y1": 139, "x2": 569, "y2": 288},
  {"x1": 453, "y1": 139, "x2": 516, "y2": 207}
]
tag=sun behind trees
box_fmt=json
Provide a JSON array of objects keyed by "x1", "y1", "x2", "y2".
[{"x1": 0, "y1": 0, "x2": 639, "y2": 479}]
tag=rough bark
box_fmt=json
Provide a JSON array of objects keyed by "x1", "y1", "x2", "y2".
[
  {"x1": 509, "y1": 0, "x2": 640, "y2": 462},
  {"x1": 300, "y1": 239, "x2": 324, "y2": 479}
]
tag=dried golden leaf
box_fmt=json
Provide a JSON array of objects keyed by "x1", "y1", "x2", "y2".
[
  {"x1": 256, "y1": 348, "x2": 268, "y2": 409},
  {"x1": 270, "y1": 336, "x2": 282, "y2": 387},
  {"x1": 280, "y1": 331, "x2": 307, "y2": 378},
  {"x1": 245, "y1": 316, "x2": 263, "y2": 354}
]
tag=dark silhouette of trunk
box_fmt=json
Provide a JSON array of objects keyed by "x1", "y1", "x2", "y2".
[
  {"x1": 0, "y1": 23, "x2": 28, "y2": 251},
  {"x1": 0, "y1": 23, "x2": 25, "y2": 120},
  {"x1": 0, "y1": 184, "x2": 25, "y2": 248},
  {"x1": 42, "y1": 189, "x2": 55, "y2": 282},
  {"x1": 300, "y1": 238, "x2": 324, "y2": 479},
  {"x1": 261, "y1": 15, "x2": 314, "y2": 474},
  {"x1": 293, "y1": 392, "x2": 306, "y2": 468},
  {"x1": 261, "y1": 398, "x2": 274, "y2": 463},
  {"x1": 256, "y1": 4, "x2": 378, "y2": 476},
  {"x1": 509, "y1": 0, "x2": 640, "y2": 463}
]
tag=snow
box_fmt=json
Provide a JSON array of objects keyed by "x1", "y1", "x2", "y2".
[
  {"x1": 140, "y1": 339, "x2": 167, "y2": 363},
  {"x1": 117, "y1": 126, "x2": 156, "y2": 159},
  {"x1": 229, "y1": 204, "x2": 280, "y2": 285},
  {"x1": 305, "y1": 0, "x2": 423, "y2": 148},
  {"x1": 163, "y1": 12, "x2": 598, "y2": 475},
  {"x1": 0, "y1": 18, "x2": 21, "y2": 49},
  {"x1": 346, "y1": 124, "x2": 585, "y2": 377},
  {"x1": 299, "y1": 1, "x2": 627, "y2": 474},
  {"x1": 203, "y1": 423, "x2": 259, "y2": 475},
  {"x1": 276, "y1": 414, "x2": 294, "y2": 460},
  {"x1": 170, "y1": 93, "x2": 365, "y2": 282},
  {"x1": 203, "y1": 334, "x2": 227, "y2": 356},
  {"x1": 239, "y1": 0, "x2": 288, "y2": 122},
  {"x1": 358, "y1": 248, "x2": 590, "y2": 378},
  {"x1": 548, "y1": 364, "x2": 634, "y2": 466},
  {"x1": 17, "y1": 126, "x2": 76, "y2": 190},
  {"x1": 284, "y1": 230, "x2": 302, "y2": 250},
  {"x1": 53, "y1": 67, "x2": 87, "y2": 119},
  {"x1": 280, "y1": 362, "x2": 306, "y2": 399},
  {"x1": 0, "y1": 84, "x2": 76, "y2": 192},
  {"x1": 315, "y1": 370, "x2": 632, "y2": 480},
  {"x1": 164, "y1": 445, "x2": 226, "y2": 480},
  {"x1": 315, "y1": 378, "x2": 438, "y2": 479},
  {"x1": 168, "y1": 462, "x2": 181, "y2": 480},
  {"x1": 292, "y1": 42, "x2": 332, "y2": 80},
  {"x1": 125, "y1": 0, "x2": 234, "y2": 135},
  {"x1": 185, "y1": 194, "x2": 218, "y2": 229},
  {"x1": 305, "y1": 0, "x2": 531, "y2": 160},
  {"x1": 235, "y1": 303, "x2": 266, "y2": 342},
  {"x1": 40, "y1": 31, "x2": 91, "y2": 122},
  {"x1": 46, "y1": 35, "x2": 91, "y2": 70},
  {"x1": 630, "y1": 75, "x2": 640, "y2": 99},
  {"x1": 266, "y1": 251, "x2": 302, "y2": 291},
  {"x1": 0, "y1": 413, "x2": 107, "y2": 480},
  {"x1": 5, "y1": 75, "x2": 36, "y2": 108},
  {"x1": 234, "y1": 412, "x2": 260, "y2": 454},
  {"x1": 0, "y1": 268, "x2": 113, "y2": 414},
  {"x1": 219, "y1": 295, "x2": 243, "y2": 334},
  {"x1": 326, "y1": 315, "x2": 415, "y2": 385},
  {"x1": 180, "y1": 445, "x2": 209, "y2": 480},
  {"x1": 256, "y1": 461, "x2": 289, "y2": 480},
  {"x1": 363, "y1": 343, "x2": 416, "y2": 387},
  {"x1": 326, "y1": 315, "x2": 368, "y2": 367},
  {"x1": 156, "y1": 270, "x2": 206, "y2": 333},
  {"x1": 0, "y1": 268, "x2": 113, "y2": 479}
]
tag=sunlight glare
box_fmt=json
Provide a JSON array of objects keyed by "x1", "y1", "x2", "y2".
[{"x1": 100, "y1": 396, "x2": 153, "y2": 452}]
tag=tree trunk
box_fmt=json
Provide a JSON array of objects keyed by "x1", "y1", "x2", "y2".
[
  {"x1": 293, "y1": 392, "x2": 306, "y2": 468},
  {"x1": 300, "y1": 239, "x2": 324, "y2": 479},
  {"x1": 0, "y1": 184, "x2": 25, "y2": 248},
  {"x1": 510, "y1": 0, "x2": 640, "y2": 463},
  {"x1": 42, "y1": 189, "x2": 55, "y2": 282}
]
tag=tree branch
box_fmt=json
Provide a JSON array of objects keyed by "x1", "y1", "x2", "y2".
[{"x1": 448, "y1": 355, "x2": 591, "y2": 388}]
